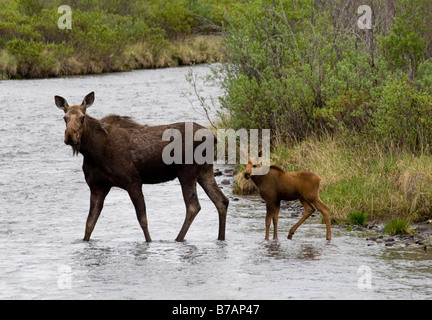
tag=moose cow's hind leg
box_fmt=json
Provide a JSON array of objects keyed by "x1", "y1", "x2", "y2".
[
  {"x1": 176, "y1": 177, "x2": 201, "y2": 242},
  {"x1": 128, "y1": 186, "x2": 152, "y2": 242},
  {"x1": 198, "y1": 166, "x2": 229, "y2": 241}
]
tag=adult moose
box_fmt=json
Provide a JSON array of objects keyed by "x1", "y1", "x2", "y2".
[{"x1": 55, "y1": 92, "x2": 228, "y2": 242}]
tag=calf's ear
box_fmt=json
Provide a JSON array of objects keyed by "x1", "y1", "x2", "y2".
[{"x1": 55, "y1": 95, "x2": 69, "y2": 112}]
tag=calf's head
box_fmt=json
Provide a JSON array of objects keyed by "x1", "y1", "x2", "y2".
[
  {"x1": 244, "y1": 157, "x2": 270, "y2": 179},
  {"x1": 55, "y1": 92, "x2": 95, "y2": 146}
]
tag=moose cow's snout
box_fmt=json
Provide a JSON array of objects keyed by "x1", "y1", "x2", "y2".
[
  {"x1": 244, "y1": 173, "x2": 251, "y2": 180},
  {"x1": 64, "y1": 127, "x2": 80, "y2": 146}
]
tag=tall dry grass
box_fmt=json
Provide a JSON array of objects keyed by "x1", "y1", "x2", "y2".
[
  {"x1": 234, "y1": 135, "x2": 432, "y2": 223},
  {"x1": 0, "y1": 49, "x2": 17, "y2": 79},
  {"x1": 124, "y1": 35, "x2": 223, "y2": 70}
]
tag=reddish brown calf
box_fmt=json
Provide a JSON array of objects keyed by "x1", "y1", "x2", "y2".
[{"x1": 244, "y1": 158, "x2": 331, "y2": 241}]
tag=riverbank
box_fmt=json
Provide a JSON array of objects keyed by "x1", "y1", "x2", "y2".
[
  {"x1": 233, "y1": 135, "x2": 432, "y2": 230},
  {"x1": 0, "y1": 0, "x2": 235, "y2": 80},
  {"x1": 339, "y1": 220, "x2": 432, "y2": 249},
  {"x1": 0, "y1": 35, "x2": 224, "y2": 80},
  {"x1": 364, "y1": 220, "x2": 432, "y2": 248}
]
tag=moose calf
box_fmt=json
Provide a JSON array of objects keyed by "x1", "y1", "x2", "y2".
[{"x1": 244, "y1": 158, "x2": 331, "y2": 241}]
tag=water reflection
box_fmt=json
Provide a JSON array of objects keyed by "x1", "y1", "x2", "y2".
[
  {"x1": 262, "y1": 240, "x2": 322, "y2": 261},
  {"x1": 77, "y1": 242, "x2": 116, "y2": 267},
  {"x1": 131, "y1": 242, "x2": 150, "y2": 261},
  {"x1": 381, "y1": 246, "x2": 432, "y2": 262},
  {"x1": 264, "y1": 240, "x2": 282, "y2": 258},
  {"x1": 178, "y1": 243, "x2": 200, "y2": 263},
  {"x1": 296, "y1": 244, "x2": 322, "y2": 261}
]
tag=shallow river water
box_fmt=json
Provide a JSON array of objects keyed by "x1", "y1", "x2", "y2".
[{"x1": 1, "y1": 65, "x2": 431, "y2": 300}]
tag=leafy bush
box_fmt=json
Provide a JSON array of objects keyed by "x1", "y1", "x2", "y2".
[
  {"x1": 0, "y1": 3, "x2": 41, "y2": 46},
  {"x1": 378, "y1": 0, "x2": 431, "y2": 80},
  {"x1": 69, "y1": 10, "x2": 130, "y2": 71},
  {"x1": 416, "y1": 59, "x2": 432, "y2": 95},
  {"x1": 218, "y1": 0, "x2": 376, "y2": 139},
  {"x1": 216, "y1": 0, "x2": 432, "y2": 154},
  {"x1": 6, "y1": 39, "x2": 58, "y2": 77},
  {"x1": 372, "y1": 73, "x2": 432, "y2": 153}
]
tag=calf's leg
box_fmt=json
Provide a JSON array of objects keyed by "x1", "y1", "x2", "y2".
[
  {"x1": 288, "y1": 198, "x2": 315, "y2": 240},
  {"x1": 312, "y1": 198, "x2": 332, "y2": 241},
  {"x1": 265, "y1": 201, "x2": 280, "y2": 240}
]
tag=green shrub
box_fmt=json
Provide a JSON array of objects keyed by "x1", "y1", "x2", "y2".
[
  {"x1": 372, "y1": 73, "x2": 432, "y2": 153},
  {"x1": 0, "y1": 49, "x2": 17, "y2": 79},
  {"x1": 218, "y1": 0, "x2": 379, "y2": 141},
  {"x1": 0, "y1": 2, "x2": 41, "y2": 46},
  {"x1": 131, "y1": 0, "x2": 194, "y2": 39},
  {"x1": 17, "y1": 0, "x2": 44, "y2": 16},
  {"x1": 6, "y1": 39, "x2": 57, "y2": 77},
  {"x1": 378, "y1": 1, "x2": 429, "y2": 80},
  {"x1": 214, "y1": 0, "x2": 432, "y2": 153},
  {"x1": 417, "y1": 59, "x2": 432, "y2": 95}
]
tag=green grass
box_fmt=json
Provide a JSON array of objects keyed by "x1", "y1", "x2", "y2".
[
  {"x1": 383, "y1": 218, "x2": 412, "y2": 235},
  {"x1": 348, "y1": 211, "x2": 368, "y2": 226}
]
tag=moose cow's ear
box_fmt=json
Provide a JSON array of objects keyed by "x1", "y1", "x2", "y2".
[
  {"x1": 55, "y1": 95, "x2": 69, "y2": 112},
  {"x1": 82, "y1": 92, "x2": 95, "y2": 109}
]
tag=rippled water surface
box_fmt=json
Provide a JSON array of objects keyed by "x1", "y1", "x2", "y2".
[{"x1": 1, "y1": 65, "x2": 431, "y2": 300}]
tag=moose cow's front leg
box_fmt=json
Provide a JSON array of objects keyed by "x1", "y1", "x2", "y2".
[{"x1": 84, "y1": 186, "x2": 110, "y2": 241}]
